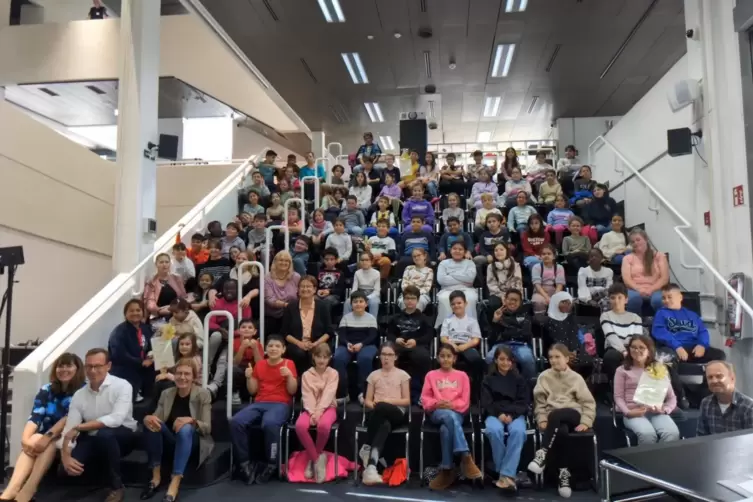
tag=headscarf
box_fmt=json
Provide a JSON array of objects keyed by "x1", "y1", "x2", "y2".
[{"x1": 547, "y1": 291, "x2": 573, "y2": 322}]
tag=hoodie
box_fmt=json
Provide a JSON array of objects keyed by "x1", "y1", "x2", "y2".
[
  {"x1": 481, "y1": 371, "x2": 530, "y2": 419},
  {"x1": 488, "y1": 305, "x2": 532, "y2": 346},
  {"x1": 652, "y1": 306, "x2": 710, "y2": 349},
  {"x1": 421, "y1": 369, "x2": 471, "y2": 414},
  {"x1": 534, "y1": 368, "x2": 596, "y2": 427},
  {"x1": 386, "y1": 309, "x2": 434, "y2": 348},
  {"x1": 169, "y1": 310, "x2": 204, "y2": 345},
  {"x1": 402, "y1": 198, "x2": 435, "y2": 226},
  {"x1": 301, "y1": 367, "x2": 338, "y2": 416},
  {"x1": 585, "y1": 195, "x2": 619, "y2": 226},
  {"x1": 521, "y1": 231, "x2": 550, "y2": 257}
]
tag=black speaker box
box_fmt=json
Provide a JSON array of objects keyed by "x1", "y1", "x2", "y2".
[
  {"x1": 399, "y1": 119, "x2": 428, "y2": 158},
  {"x1": 667, "y1": 127, "x2": 692, "y2": 157}
]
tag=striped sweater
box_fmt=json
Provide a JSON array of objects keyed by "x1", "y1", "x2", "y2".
[{"x1": 600, "y1": 310, "x2": 646, "y2": 352}]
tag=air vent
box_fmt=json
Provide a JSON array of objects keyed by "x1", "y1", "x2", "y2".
[
  {"x1": 423, "y1": 51, "x2": 432, "y2": 78},
  {"x1": 86, "y1": 85, "x2": 106, "y2": 95},
  {"x1": 38, "y1": 87, "x2": 59, "y2": 97},
  {"x1": 300, "y1": 58, "x2": 318, "y2": 84},
  {"x1": 262, "y1": 0, "x2": 279, "y2": 21},
  {"x1": 330, "y1": 105, "x2": 344, "y2": 124},
  {"x1": 545, "y1": 44, "x2": 562, "y2": 72},
  {"x1": 419, "y1": 0, "x2": 427, "y2": 12}
]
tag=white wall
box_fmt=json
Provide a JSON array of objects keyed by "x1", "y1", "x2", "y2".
[
  {"x1": 556, "y1": 116, "x2": 622, "y2": 154},
  {"x1": 232, "y1": 123, "x2": 305, "y2": 160},
  {"x1": 0, "y1": 15, "x2": 300, "y2": 132}
]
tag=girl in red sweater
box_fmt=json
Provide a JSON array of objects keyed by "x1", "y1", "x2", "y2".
[
  {"x1": 421, "y1": 344, "x2": 482, "y2": 490},
  {"x1": 522, "y1": 214, "x2": 551, "y2": 271}
]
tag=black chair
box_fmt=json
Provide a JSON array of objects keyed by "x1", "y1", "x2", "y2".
[
  {"x1": 353, "y1": 403, "x2": 412, "y2": 484},
  {"x1": 418, "y1": 407, "x2": 477, "y2": 486}
]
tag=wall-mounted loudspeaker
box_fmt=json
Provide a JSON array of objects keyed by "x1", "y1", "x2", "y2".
[
  {"x1": 667, "y1": 79, "x2": 700, "y2": 112},
  {"x1": 399, "y1": 119, "x2": 428, "y2": 159},
  {"x1": 667, "y1": 127, "x2": 693, "y2": 157}
]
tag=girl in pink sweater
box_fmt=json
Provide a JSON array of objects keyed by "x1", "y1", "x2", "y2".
[
  {"x1": 294, "y1": 343, "x2": 339, "y2": 483},
  {"x1": 420, "y1": 344, "x2": 481, "y2": 490}
]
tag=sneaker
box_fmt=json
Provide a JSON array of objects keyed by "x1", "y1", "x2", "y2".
[
  {"x1": 232, "y1": 392, "x2": 242, "y2": 406},
  {"x1": 135, "y1": 393, "x2": 144, "y2": 403},
  {"x1": 304, "y1": 460, "x2": 314, "y2": 480},
  {"x1": 558, "y1": 468, "x2": 572, "y2": 498},
  {"x1": 315, "y1": 453, "x2": 328, "y2": 483},
  {"x1": 358, "y1": 445, "x2": 371, "y2": 469},
  {"x1": 255, "y1": 463, "x2": 277, "y2": 485},
  {"x1": 527, "y1": 448, "x2": 547, "y2": 475},
  {"x1": 362, "y1": 465, "x2": 383, "y2": 486},
  {"x1": 459, "y1": 454, "x2": 482, "y2": 480},
  {"x1": 234, "y1": 461, "x2": 255, "y2": 485},
  {"x1": 429, "y1": 468, "x2": 456, "y2": 490},
  {"x1": 358, "y1": 393, "x2": 365, "y2": 405}
]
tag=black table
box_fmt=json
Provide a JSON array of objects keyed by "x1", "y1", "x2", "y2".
[{"x1": 601, "y1": 429, "x2": 753, "y2": 502}]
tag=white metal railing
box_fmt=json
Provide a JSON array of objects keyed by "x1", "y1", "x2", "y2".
[
  {"x1": 300, "y1": 175, "x2": 321, "y2": 209},
  {"x1": 202, "y1": 311, "x2": 235, "y2": 420},
  {"x1": 588, "y1": 135, "x2": 753, "y2": 321},
  {"x1": 283, "y1": 198, "x2": 306, "y2": 253},
  {"x1": 265, "y1": 225, "x2": 286, "y2": 272},
  {"x1": 237, "y1": 261, "x2": 265, "y2": 343}
]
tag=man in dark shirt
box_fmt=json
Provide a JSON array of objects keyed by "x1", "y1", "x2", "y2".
[
  {"x1": 697, "y1": 361, "x2": 753, "y2": 436},
  {"x1": 88, "y1": 0, "x2": 108, "y2": 19}
]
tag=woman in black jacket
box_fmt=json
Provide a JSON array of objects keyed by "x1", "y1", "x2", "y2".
[
  {"x1": 281, "y1": 275, "x2": 335, "y2": 376},
  {"x1": 481, "y1": 345, "x2": 530, "y2": 492},
  {"x1": 108, "y1": 299, "x2": 155, "y2": 402}
]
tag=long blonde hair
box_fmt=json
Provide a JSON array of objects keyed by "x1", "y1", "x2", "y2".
[
  {"x1": 629, "y1": 228, "x2": 655, "y2": 276},
  {"x1": 271, "y1": 250, "x2": 295, "y2": 281}
]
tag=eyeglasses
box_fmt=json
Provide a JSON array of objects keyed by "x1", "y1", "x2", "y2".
[{"x1": 85, "y1": 364, "x2": 107, "y2": 371}]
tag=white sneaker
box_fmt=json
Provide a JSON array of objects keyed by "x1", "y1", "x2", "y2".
[
  {"x1": 315, "y1": 452, "x2": 328, "y2": 483},
  {"x1": 304, "y1": 460, "x2": 314, "y2": 480},
  {"x1": 358, "y1": 444, "x2": 371, "y2": 469},
  {"x1": 362, "y1": 465, "x2": 383, "y2": 486},
  {"x1": 358, "y1": 393, "x2": 365, "y2": 405},
  {"x1": 232, "y1": 392, "x2": 241, "y2": 406},
  {"x1": 135, "y1": 392, "x2": 144, "y2": 403},
  {"x1": 558, "y1": 468, "x2": 572, "y2": 498},
  {"x1": 527, "y1": 448, "x2": 547, "y2": 475}
]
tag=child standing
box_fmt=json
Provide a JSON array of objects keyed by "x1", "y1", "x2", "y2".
[
  {"x1": 577, "y1": 249, "x2": 614, "y2": 312},
  {"x1": 546, "y1": 195, "x2": 575, "y2": 246},
  {"x1": 344, "y1": 252, "x2": 381, "y2": 317},
  {"x1": 531, "y1": 244, "x2": 565, "y2": 314},
  {"x1": 421, "y1": 344, "x2": 482, "y2": 490},
  {"x1": 230, "y1": 336, "x2": 297, "y2": 484},
  {"x1": 295, "y1": 344, "x2": 339, "y2": 483}
]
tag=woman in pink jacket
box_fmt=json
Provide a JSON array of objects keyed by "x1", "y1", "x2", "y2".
[
  {"x1": 294, "y1": 343, "x2": 339, "y2": 483},
  {"x1": 421, "y1": 344, "x2": 482, "y2": 490},
  {"x1": 143, "y1": 253, "x2": 188, "y2": 320}
]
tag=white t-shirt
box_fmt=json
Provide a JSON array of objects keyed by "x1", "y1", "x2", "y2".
[{"x1": 440, "y1": 314, "x2": 481, "y2": 344}]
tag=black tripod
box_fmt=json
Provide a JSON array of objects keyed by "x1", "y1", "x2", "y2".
[{"x1": 0, "y1": 246, "x2": 25, "y2": 475}]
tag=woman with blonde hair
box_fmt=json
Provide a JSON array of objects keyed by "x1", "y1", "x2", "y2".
[
  {"x1": 2, "y1": 353, "x2": 85, "y2": 502},
  {"x1": 621, "y1": 228, "x2": 668, "y2": 314},
  {"x1": 144, "y1": 253, "x2": 188, "y2": 322},
  {"x1": 264, "y1": 250, "x2": 301, "y2": 334}
]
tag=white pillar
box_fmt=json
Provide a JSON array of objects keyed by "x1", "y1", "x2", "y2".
[
  {"x1": 112, "y1": 0, "x2": 160, "y2": 274},
  {"x1": 311, "y1": 131, "x2": 326, "y2": 159},
  {"x1": 0, "y1": 0, "x2": 10, "y2": 28}
]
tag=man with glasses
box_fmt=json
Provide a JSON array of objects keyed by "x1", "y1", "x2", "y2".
[
  {"x1": 697, "y1": 361, "x2": 753, "y2": 436},
  {"x1": 61, "y1": 348, "x2": 137, "y2": 502}
]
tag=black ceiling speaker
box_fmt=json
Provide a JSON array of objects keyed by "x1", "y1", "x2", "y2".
[{"x1": 424, "y1": 84, "x2": 437, "y2": 94}]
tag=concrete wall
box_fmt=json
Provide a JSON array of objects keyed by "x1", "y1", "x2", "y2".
[{"x1": 555, "y1": 116, "x2": 622, "y2": 155}]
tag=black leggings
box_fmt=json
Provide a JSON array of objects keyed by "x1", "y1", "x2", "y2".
[
  {"x1": 541, "y1": 408, "x2": 581, "y2": 469},
  {"x1": 366, "y1": 402, "x2": 407, "y2": 463}
]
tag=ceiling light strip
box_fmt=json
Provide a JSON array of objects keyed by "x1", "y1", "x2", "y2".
[
  {"x1": 501, "y1": 45, "x2": 516, "y2": 77},
  {"x1": 364, "y1": 103, "x2": 376, "y2": 122},
  {"x1": 424, "y1": 51, "x2": 432, "y2": 78},
  {"x1": 484, "y1": 96, "x2": 501, "y2": 117},
  {"x1": 545, "y1": 44, "x2": 562, "y2": 72},
  {"x1": 373, "y1": 103, "x2": 384, "y2": 122},
  {"x1": 317, "y1": 0, "x2": 333, "y2": 22},
  {"x1": 330, "y1": 0, "x2": 345, "y2": 22},
  {"x1": 527, "y1": 96, "x2": 539, "y2": 114},
  {"x1": 352, "y1": 53, "x2": 369, "y2": 84},
  {"x1": 341, "y1": 53, "x2": 359, "y2": 83}
]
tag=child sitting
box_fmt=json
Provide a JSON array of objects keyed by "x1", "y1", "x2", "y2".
[
  {"x1": 247, "y1": 171, "x2": 271, "y2": 199},
  {"x1": 402, "y1": 184, "x2": 435, "y2": 232},
  {"x1": 266, "y1": 192, "x2": 285, "y2": 224},
  {"x1": 474, "y1": 193, "x2": 504, "y2": 235},
  {"x1": 365, "y1": 196, "x2": 397, "y2": 237},
  {"x1": 531, "y1": 244, "x2": 565, "y2": 314},
  {"x1": 543, "y1": 292, "x2": 594, "y2": 377},
  {"x1": 507, "y1": 192, "x2": 537, "y2": 234},
  {"x1": 577, "y1": 248, "x2": 613, "y2": 312},
  {"x1": 538, "y1": 169, "x2": 563, "y2": 206},
  {"x1": 230, "y1": 336, "x2": 297, "y2": 484},
  {"x1": 256, "y1": 149, "x2": 278, "y2": 191},
  {"x1": 316, "y1": 248, "x2": 346, "y2": 308},
  {"x1": 583, "y1": 184, "x2": 618, "y2": 241},
  {"x1": 340, "y1": 195, "x2": 366, "y2": 236},
  {"x1": 502, "y1": 166, "x2": 534, "y2": 208},
  {"x1": 439, "y1": 216, "x2": 474, "y2": 261},
  {"x1": 333, "y1": 292, "x2": 379, "y2": 403},
  {"x1": 294, "y1": 343, "x2": 339, "y2": 483},
  {"x1": 365, "y1": 220, "x2": 397, "y2": 279},
  {"x1": 171, "y1": 242, "x2": 195, "y2": 284},
  {"x1": 546, "y1": 195, "x2": 575, "y2": 246},
  {"x1": 526, "y1": 151, "x2": 552, "y2": 187},
  {"x1": 278, "y1": 179, "x2": 294, "y2": 206},
  {"x1": 570, "y1": 165, "x2": 597, "y2": 208},
  {"x1": 220, "y1": 223, "x2": 245, "y2": 259},
  {"x1": 321, "y1": 186, "x2": 346, "y2": 222},
  {"x1": 486, "y1": 243, "x2": 523, "y2": 306},
  {"x1": 325, "y1": 219, "x2": 353, "y2": 264},
  {"x1": 247, "y1": 214, "x2": 268, "y2": 260},
  {"x1": 470, "y1": 169, "x2": 498, "y2": 209},
  {"x1": 397, "y1": 248, "x2": 433, "y2": 312},
  {"x1": 291, "y1": 235, "x2": 310, "y2": 277},
  {"x1": 397, "y1": 216, "x2": 436, "y2": 271},
  {"x1": 330, "y1": 164, "x2": 345, "y2": 186},
  {"x1": 487, "y1": 290, "x2": 536, "y2": 379},
  {"x1": 474, "y1": 213, "x2": 510, "y2": 267},
  {"x1": 344, "y1": 252, "x2": 381, "y2": 317},
  {"x1": 597, "y1": 214, "x2": 630, "y2": 264},
  {"x1": 305, "y1": 209, "x2": 334, "y2": 250},
  {"x1": 285, "y1": 206, "x2": 305, "y2": 235},
  {"x1": 244, "y1": 190, "x2": 265, "y2": 217},
  {"x1": 421, "y1": 344, "x2": 482, "y2": 490},
  {"x1": 439, "y1": 290, "x2": 484, "y2": 385},
  {"x1": 187, "y1": 233, "x2": 209, "y2": 266},
  {"x1": 441, "y1": 193, "x2": 464, "y2": 228},
  {"x1": 521, "y1": 214, "x2": 550, "y2": 270},
  {"x1": 231, "y1": 319, "x2": 264, "y2": 404},
  {"x1": 562, "y1": 216, "x2": 591, "y2": 271},
  {"x1": 377, "y1": 171, "x2": 402, "y2": 204},
  {"x1": 380, "y1": 153, "x2": 401, "y2": 185},
  {"x1": 168, "y1": 298, "x2": 203, "y2": 343}
]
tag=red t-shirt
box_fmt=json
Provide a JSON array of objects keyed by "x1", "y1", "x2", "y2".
[
  {"x1": 233, "y1": 337, "x2": 263, "y2": 367},
  {"x1": 252, "y1": 358, "x2": 297, "y2": 403}
]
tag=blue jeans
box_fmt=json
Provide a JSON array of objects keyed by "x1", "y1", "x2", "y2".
[
  {"x1": 333, "y1": 344, "x2": 378, "y2": 396},
  {"x1": 622, "y1": 413, "x2": 680, "y2": 445},
  {"x1": 346, "y1": 225, "x2": 363, "y2": 236},
  {"x1": 485, "y1": 343, "x2": 537, "y2": 380},
  {"x1": 484, "y1": 415, "x2": 527, "y2": 478},
  {"x1": 595, "y1": 224, "x2": 611, "y2": 238},
  {"x1": 292, "y1": 252, "x2": 309, "y2": 277},
  {"x1": 230, "y1": 401, "x2": 290, "y2": 463},
  {"x1": 426, "y1": 181, "x2": 439, "y2": 198},
  {"x1": 515, "y1": 224, "x2": 527, "y2": 234},
  {"x1": 430, "y1": 409, "x2": 470, "y2": 469},
  {"x1": 626, "y1": 289, "x2": 663, "y2": 314},
  {"x1": 343, "y1": 294, "x2": 380, "y2": 318},
  {"x1": 523, "y1": 256, "x2": 541, "y2": 270},
  {"x1": 144, "y1": 422, "x2": 197, "y2": 475}
]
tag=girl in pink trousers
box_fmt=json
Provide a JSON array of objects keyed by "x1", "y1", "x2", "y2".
[{"x1": 295, "y1": 343, "x2": 339, "y2": 483}]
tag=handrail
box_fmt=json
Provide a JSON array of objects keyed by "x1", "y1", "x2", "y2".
[
  {"x1": 314, "y1": 157, "x2": 330, "y2": 184},
  {"x1": 590, "y1": 135, "x2": 753, "y2": 321},
  {"x1": 265, "y1": 225, "x2": 286, "y2": 272},
  {"x1": 237, "y1": 261, "x2": 265, "y2": 345},
  {"x1": 32, "y1": 149, "x2": 268, "y2": 381},
  {"x1": 202, "y1": 311, "x2": 235, "y2": 423},
  {"x1": 327, "y1": 142, "x2": 343, "y2": 158},
  {"x1": 284, "y1": 198, "x2": 306, "y2": 253},
  {"x1": 599, "y1": 460, "x2": 719, "y2": 502},
  {"x1": 588, "y1": 140, "x2": 669, "y2": 194},
  {"x1": 300, "y1": 175, "x2": 321, "y2": 209}
]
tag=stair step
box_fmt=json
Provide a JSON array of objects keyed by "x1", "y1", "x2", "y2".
[{"x1": 120, "y1": 441, "x2": 231, "y2": 486}]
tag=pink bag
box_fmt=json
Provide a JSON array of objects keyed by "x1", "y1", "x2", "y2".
[
  {"x1": 583, "y1": 332, "x2": 597, "y2": 356},
  {"x1": 282, "y1": 451, "x2": 356, "y2": 483}
]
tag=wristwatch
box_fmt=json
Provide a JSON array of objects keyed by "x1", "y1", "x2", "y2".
[{"x1": 44, "y1": 431, "x2": 54, "y2": 438}]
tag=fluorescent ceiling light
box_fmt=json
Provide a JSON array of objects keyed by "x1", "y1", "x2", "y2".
[
  {"x1": 491, "y1": 44, "x2": 516, "y2": 77},
  {"x1": 483, "y1": 96, "x2": 501, "y2": 117},
  {"x1": 505, "y1": 0, "x2": 528, "y2": 12},
  {"x1": 364, "y1": 102, "x2": 384, "y2": 122},
  {"x1": 342, "y1": 52, "x2": 369, "y2": 84},
  {"x1": 380, "y1": 136, "x2": 395, "y2": 150},
  {"x1": 317, "y1": 0, "x2": 345, "y2": 22},
  {"x1": 477, "y1": 131, "x2": 492, "y2": 142}
]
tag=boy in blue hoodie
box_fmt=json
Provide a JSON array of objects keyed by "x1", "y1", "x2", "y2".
[{"x1": 653, "y1": 283, "x2": 726, "y2": 363}]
